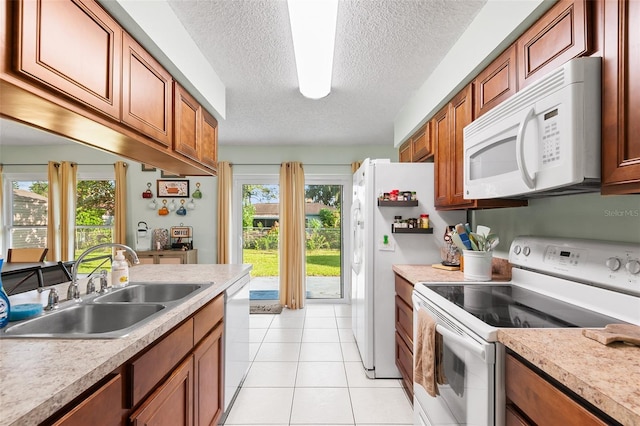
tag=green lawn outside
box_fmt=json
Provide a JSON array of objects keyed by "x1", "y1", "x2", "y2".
[{"x1": 243, "y1": 248, "x2": 341, "y2": 277}]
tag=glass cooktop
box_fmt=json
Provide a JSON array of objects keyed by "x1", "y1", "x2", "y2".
[{"x1": 421, "y1": 284, "x2": 624, "y2": 328}]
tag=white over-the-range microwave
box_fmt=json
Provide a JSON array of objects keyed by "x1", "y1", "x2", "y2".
[{"x1": 463, "y1": 57, "x2": 601, "y2": 199}]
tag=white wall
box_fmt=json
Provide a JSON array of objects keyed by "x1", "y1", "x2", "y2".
[
  {"x1": 472, "y1": 193, "x2": 640, "y2": 258},
  {"x1": 1, "y1": 144, "x2": 217, "y2": 263},
  {"x1": 393, "y1": 0, "x2": 555, "y2": 146}
]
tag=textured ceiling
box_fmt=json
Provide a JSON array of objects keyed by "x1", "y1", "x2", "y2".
[{"x1": 166, "y1": 0, "x2": 486, "y2": 146}]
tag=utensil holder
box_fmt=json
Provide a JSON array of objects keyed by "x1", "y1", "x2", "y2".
[{"x1": 462, "y1": 250, "x2": 492, "y2": 281}]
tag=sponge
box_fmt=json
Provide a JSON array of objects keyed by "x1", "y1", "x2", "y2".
[{"x1": 8, "y1": 303, "x2": 44, "y2": 322}]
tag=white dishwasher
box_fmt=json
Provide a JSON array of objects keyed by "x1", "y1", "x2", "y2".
[{"x1": 224, "y1": 274, "x2": 250, "y2": 413}]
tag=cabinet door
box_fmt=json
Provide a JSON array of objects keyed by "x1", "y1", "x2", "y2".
[
  {"x1": 411, "y1": 123, "x2": 432, "y2": 162},
  {"x1": 193, "y1": 323, "x2": 224, "y2": 426},
  {"x1": 52, "y1": 374, "x2": 125, "y2": 426},
  {"x1": 122, "y1": 33, "x2": 172, "y2": 147},
  {"x1": 130, "y1": 356, "x2": 194, "y2": 426},
  {"x1": 157, "y1": 255, "x2": 183, "y2": 265},
  {"x1": 449, "y1": 85, "x2": 474, "y2": 207},
  {"x1": 395, "y1": 332, "x2": 414, "y2": 401},
  {"x1": 516, "y1": 0, "x2": 590, "y2": 88},
  {"x1": 601, "y1": 0, "x2": 640, "y2": 194},
  {"x1": 137, "y1": 256, "x2": 155, "y2": 265},
  {"x1": 474, "y1": 44, "x2": 517, "y2": 117},
  {"x1": 433, "y1": 104, "x2": 451, "y2": 208},
  {"x1": 399, "y1": 140, "x2": 412, "y2": 163},
  {"x1": 200, "y1": 108, "x2": 218, "y2": 170},
  {"x1": 17, "y1": 0, "x2": 122, "y2": 119},
  {"x1": 174, "y1": 83, "x2": 201, "y2": 162}
]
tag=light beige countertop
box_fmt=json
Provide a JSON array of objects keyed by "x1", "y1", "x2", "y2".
[
  {"x1": 498, "y1": 329, "x2": 640, "y2": 426},
  {"x1": 0, "y1": 264, "x2": 252, "y2": 426},
  {"x1": 394, "y1": 264, "x2": 640, "y2": 425},
  {"x1": 392, "y1": 258, "x2": 512, "y2": 284}
]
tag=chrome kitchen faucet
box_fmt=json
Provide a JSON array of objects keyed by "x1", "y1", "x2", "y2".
[{"x1": 68, "y1": 243, "x2": 140, "y2": 301}]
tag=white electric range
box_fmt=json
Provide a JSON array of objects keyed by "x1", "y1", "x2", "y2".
[{"x1": 412, "y1": 236, "x2": 640, "y2": 426}]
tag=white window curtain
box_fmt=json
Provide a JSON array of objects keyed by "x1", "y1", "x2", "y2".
[{"x1": 279, "y1": 162, "x2": 306, "y2": 309}]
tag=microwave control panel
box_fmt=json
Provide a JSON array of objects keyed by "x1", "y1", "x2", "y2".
[{"x1": 541, "y1": 108, "x2": 561, "y2": 166}]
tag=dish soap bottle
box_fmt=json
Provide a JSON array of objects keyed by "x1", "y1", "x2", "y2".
[
  {"x1": 0, "y1": 257, "x2": 10, "y2": 328},
  {"x1": 111, "y1": 250, "x2": 129, "y2": 288}
]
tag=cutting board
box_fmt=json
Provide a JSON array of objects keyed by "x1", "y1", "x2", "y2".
[
  {"x1": 582, "y1": 324, "x2": 640, "y2": 347},
  {"x1": 431, "y1": 263, "x2": 460, "y2": 271}
]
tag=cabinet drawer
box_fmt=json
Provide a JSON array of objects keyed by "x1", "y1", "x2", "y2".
[
  {"x1": 131, "y1": 319, "x2": 194, "y2": 407},
  {"x1": 395, "y1": 295, "x2": 413, "y2": 348},
  {"x1": 505, "y1": 354, "x2": 607, "y2": 426},
  {"x1": 394, "y1": 274, "x2": 414, "y2": 307},
  {"x1": 193, "y1": 294, "x2": 224, "y2": 344},
  {"x1": 51, "y1": 374, "x2": 124, "y2": 426},
  {"x1": 395, "y1": 332, "x2": 413, "y2": 399}
]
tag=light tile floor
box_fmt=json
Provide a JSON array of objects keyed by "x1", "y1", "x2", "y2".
[{"x1": 223, "y1": 304, "x2": 413, "y2": 425}]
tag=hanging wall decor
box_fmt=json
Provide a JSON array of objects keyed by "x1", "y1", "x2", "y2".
[
  {"x1": 176, "y1": 200, "x2": 187, "y2": 216},
  {"x1": 157, "y1": 180, "x2": 189, "y2": 198},
  {"x1": 147, "y1": 198, "x2": 158, "y2": 210},
  {"x1": 192, "y1": 182, "x2": 203, "y2": 199},
  {"x1": 142, "y1": 182, "x2": 153, "y2": 198},
  {"x1": 158, "y1": 199, "x2": 169, "y2": 215},
  {"x1": 187, "y1": 199, "x2": 196, "y2": 210}
]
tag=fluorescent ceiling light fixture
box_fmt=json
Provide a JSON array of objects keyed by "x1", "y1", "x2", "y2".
[{"x1": 287, "y1": 0, "x2": 339, "y2": 100}]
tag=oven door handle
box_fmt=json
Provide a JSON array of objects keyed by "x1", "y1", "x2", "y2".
[{"x1": 436, "y1": 324, "x2": 487, "y2": 361}]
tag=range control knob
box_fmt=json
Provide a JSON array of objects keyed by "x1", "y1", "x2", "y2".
[
  {"x1": 523, "y1": 246, "x2": 531, "y2": 256},
  {"x1": 625, "y1": 260, "x2": 640, "y2": 275},
  {"x1": 606, "y1": 257, "x2": 622, "y2": 271},
  {"x1": 514, "y1": 245, "x2": 522, "y2": 255}
]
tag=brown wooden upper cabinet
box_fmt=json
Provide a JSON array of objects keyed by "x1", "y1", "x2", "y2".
[
  {"x1": 122, "y1": 33, "x2": 173, "y2": 147},
  {"x1": 601, "y1": 0, "x2": 640, "y2": 195},
  {"x1": 516, "y1": 0, "x2": 590, "y2": 89},
  {"x1": 398, "y1": 122, "x2": 433, "y2": 163},
  {"x1": 399, "y1": 140, "x2": 412, "y2": 162},
  {"x1": 433, "y1": 85, "x2": 528, "y2": 211},
  {"x1": 16, "y1": 0, "x2": 123, "y2": 120},
  {"x1": 174, "y1": 83, "x2": 218, "y2": 172},
  {"x1": 474, "y1": 44, "x2": 517, "y2": 118}
]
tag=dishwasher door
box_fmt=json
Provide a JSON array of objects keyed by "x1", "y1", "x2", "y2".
[{"x1": 224, "y1": 274, "x2": 250, "y2": 412}]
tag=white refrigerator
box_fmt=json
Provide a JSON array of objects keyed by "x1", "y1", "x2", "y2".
[{"x1": 351, "y1": 159, "x2": 465, "y2": 378}]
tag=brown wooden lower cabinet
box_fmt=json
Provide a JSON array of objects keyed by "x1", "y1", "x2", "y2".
[
  {"x1": 130, "y1": 356, "x2": 194, "y2": 426},
  {"x1": 49, "y1": 374, "x2": 125, "y2": 426},
  {"x1": 136, "y1": 249, "x2": 198, "y2": 265},
  {"x1": 394, "y1": 274, "x2": 414, "y2": 401},
  {"x1": 45, "y1": 294, "x2": 224, "y2": 426},
  {"x1": 505, "y1": 353, "x2": 611, "y2": 426}
]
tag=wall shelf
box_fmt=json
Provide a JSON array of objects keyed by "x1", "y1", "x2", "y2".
[
  {"x1": 391, "y1": 227, "x2": 433, "y2": 234},
  {"x1": 377, "y1": 200, "x2": 418, "y2": 207}
]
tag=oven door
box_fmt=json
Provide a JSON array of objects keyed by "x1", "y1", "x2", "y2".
[{"x1": 412, "y1": 293, "x2": 497, "y2": 426}]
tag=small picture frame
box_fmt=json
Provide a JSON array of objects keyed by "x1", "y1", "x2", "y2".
[
  {"x1": 157, "y1": 180, "x2": 189, "y2": 198},
  {"x1": 141, "y1": 164, "x2": 157, "y2": 172},
  {"x1": 161, "y1": 170, "x2": 184, "y2": 178}
]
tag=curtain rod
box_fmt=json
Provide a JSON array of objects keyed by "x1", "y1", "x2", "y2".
[
  {"x1": 231, "y1": 163, "x2": 352, "y2": 166},
  {"x1": 2, "y1": 163, "x2": 122, "y2": 166}
]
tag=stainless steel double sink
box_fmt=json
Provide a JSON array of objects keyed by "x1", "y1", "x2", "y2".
[{"x1": 1, "y1": 282, "x2": 213, "y2": 339}]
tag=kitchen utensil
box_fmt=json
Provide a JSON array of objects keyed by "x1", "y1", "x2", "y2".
[
  {"x1": 582, "y1": 324, "x2": 640, "y2": 347},
  {"x1": 476, "y1": 225, "x2": 491, "y2": 237},
  {"x1": 158, "y1": 200, "x2": 169, "y2": 216},
  {"x1": 192, "y1": 182, "x2": 202, "y2": 199},
  {"x1": 451, "y1": 233, "x2": 467, "y2": 251},
  {"x1": 142, "y1": 182, "x2": 153, "y2": 198},
  {"x1": 455, "y1": 224, "x2": 473, "y2": 250},
  {"x1": 176, "y1": 200, "x2": 187, "y2": 216}
]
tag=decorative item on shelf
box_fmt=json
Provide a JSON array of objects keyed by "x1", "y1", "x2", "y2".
[
  {"x1": 186, "y1": 199, "x2": 196, "y2": 210},
  {"x1": 147, "y1": 198, "x2": 157, "y2": 210},
  {"x1": 168, "y1": 199, "x2": 178, "y2": 212},
  {"x1": 441, "y1": 226, "x2": 460, "y2": 267},
  {"x1": 153, "y1": 228, "x2": 169, "y2": 250},
  {"x1": 192, "y1": 182, "x2": 203, "y2": 199},
  {"x1": 171, "y1": 225, "x2": 193, "y2": 250},
  {"x1": 142, "y1": 182, "x2": 153, "y2": 198},
  {"x1": 158, "y1": 200, "x2": 169, "y2": 216},
  {"x1": 176, "y1": 200, "x2": 187, "y2": 216}
]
